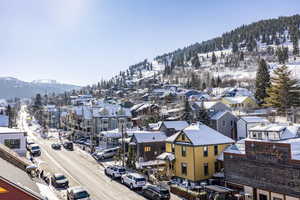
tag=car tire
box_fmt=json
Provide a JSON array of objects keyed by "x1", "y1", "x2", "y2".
[
  {"x1": 121, "y1": 178, "x2": 124, "y2": 184},
  {"x1": 130, "y1": 184, "x2": 134, "y2": 190}
]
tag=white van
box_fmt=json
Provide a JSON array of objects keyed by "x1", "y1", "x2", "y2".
[{"x1": 92, "y1": 147, "x2": 119, "y2": 160}]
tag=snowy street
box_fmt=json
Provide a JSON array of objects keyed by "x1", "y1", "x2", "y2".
[{"x1": 18, "y1": 105, "x2": 147, "y2": 200}]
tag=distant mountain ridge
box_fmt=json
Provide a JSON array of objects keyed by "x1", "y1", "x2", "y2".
[{"x1": 0, "y1": 77, "x2": 80, "y2": 99}]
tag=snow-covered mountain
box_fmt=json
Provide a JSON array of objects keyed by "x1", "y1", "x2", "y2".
[{"x1": 0, "y1": 77, "x2": 80, "y2": 99}]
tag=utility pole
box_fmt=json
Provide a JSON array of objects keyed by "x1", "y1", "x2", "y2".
[{"x1": 121, "y1": 123, "x2": 125, "y2": 167}]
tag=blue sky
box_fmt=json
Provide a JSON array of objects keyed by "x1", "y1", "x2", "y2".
[{"x1": 0, "y1": 0, "x2": 299, "y2": 86}]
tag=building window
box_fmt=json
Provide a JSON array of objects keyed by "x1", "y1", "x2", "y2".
[
  {"x1": 4, "y1": 139, "x2": 20, "y2": 149},
  {"x1": 181, "y1": 134, "x2": 186, "y2": 141},
  {"x1": 171, "y1": 144, "x2": 175, "y2": 153},
  {"x1": 203, "y1": 146, "x2": 208, "y2": 157},
  {"x1": 204, "y1": 163, "x2": 209, "y2": 176},
  {"x1": 259, "y1": 194, "x2": 268, "y2": 200},
  {"x1": 181, "y1": 146, "x2": 186, "y2": 157},
  {"x1": 273, "y1": 198, "x2": 282, "y2": 200},
  {"x1": 222, "y1": 120, "x2": 225, "y2": 126},
  {"x1": 214, "y1": 145, "x2": 218, "y2": 155},
  {"x1": 144, "y1": 146, "x2": 151, "y2": 152},
  {"x1": 230, "y1": 120, "x2": 233, "y2": 126},
  {"x1": 181, "y1": 163, "x2": 187, "y2": 175},
  {"x1": 214, "y1": 161, "x2": 219, "y2": 173}
]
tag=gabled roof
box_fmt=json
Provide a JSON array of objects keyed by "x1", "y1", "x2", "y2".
[
  {"x1": 179, "y1": 122, "x2": 234, "y2": 146},
  {"x1": 165, "y1": 131, "x2": 180, "y2": 143},
  {"x1": 132, "y1": 132, "x2": 167, "y2": 143},
  {"x1": 210, "y1": 110, "x2": 233, "y2": 120},
  {"x1": 160, "y1": 121, "x2": 189, "y2": 131}
]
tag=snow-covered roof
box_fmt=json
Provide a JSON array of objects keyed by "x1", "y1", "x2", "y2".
[
  {"x1": 157, "y1": 152, "x2": 175, "y2": 161},
  {"x1": 133, "y1": 131, "x2": 167, "y2": 143},
  {"x1": 161, "y1": 121, "x2": 189, "y2": 130},
  {"x1": 0, "y1": 127, "x2": 24, "y2": 134},
  {"x1": 249, "y1": 123, "x2": 286, "y2": 132},
  {"x1": 223, "y1": 96, "x2": 251, "y2": 104},
  {"x1": 165, "y1": 131, "x2": 180, "y2": 143},
  {"x1": 210, "y1": 111, "x2": 231, "y2": 120},
  {"x1": 181, "y1": 122, "x2": 234, "y2": 146},
  {"x1": 240, "y1": 116, "x2": 269, "y2": 123},
  {"x1": 0, "y1": 115, "x2": 8, "y2": 127}
]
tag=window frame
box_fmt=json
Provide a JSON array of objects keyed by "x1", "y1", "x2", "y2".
[
  {"x1": 4, "y1": 139, "x2": 20, "y2": 149},
  {"x1": 203, "y1": 146, "x2": 208, "y2": 157},
  {"x1": 214, "y1": 145, "x2": 218, "y2": 155},
  {"x1": 204, "y1": 163, "x2": 209, "y2": 176},
  {"x1": 181, "y1": 146, "x2": 186, "y2": 157},
  {"x1": 181, "y1": 163, "x2": 187, "y2": 176}
]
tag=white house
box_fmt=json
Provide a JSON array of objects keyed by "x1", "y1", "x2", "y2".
[
  {"x1": 237, "y1": 116, "x2": 270, "y2": 140},
  {"x1": 0, "y1": 127, "x2": 27, "y2": 156}
]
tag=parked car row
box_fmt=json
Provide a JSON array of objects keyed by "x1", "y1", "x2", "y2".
[{"x1": 104, "y1": 165, "x2": 170, "y2": 200}]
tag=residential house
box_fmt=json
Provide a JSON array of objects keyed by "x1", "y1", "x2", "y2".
[
  {"x1": 158, "y1": 121, "x2": 189, "y2": 137},
  {"x1": 222, "y1": 96, "x2": 257, "y2": 110},
  {"x1": 130, "y1": 131, "x2": 167, "y2": 163},
  {"x1": 0, "y1": 107, "x2": 9, "y2": 127},
  {"x1": 131, "y1": 103, "x2": 160, "y2": 126},
  {"x1": 223, "y1": 124, "x2": 300, "y2": 200},
  {"x1": 237, "y1": 116, "x2": 270, "y2": 140},
  {"x1": 209, "y1": 110, "x2": 238, "y2": 140},
  {"x1": 190, "y1": 101, "x2": 230, "y2": 120},
  {"x1": 0, "y1": 127, "x2": 27, "y2": 156},
  {"x1": 165, "y1": 122, "x2": 234, "y2": 185}
]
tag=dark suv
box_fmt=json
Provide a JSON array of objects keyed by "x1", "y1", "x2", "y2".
[{"x1": 142, "y1": 185, "x2": 170, "y2": 200}]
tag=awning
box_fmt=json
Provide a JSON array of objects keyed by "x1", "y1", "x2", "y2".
[{"x1": 156, "y1": 152, "x2": 175, "y2": 161}]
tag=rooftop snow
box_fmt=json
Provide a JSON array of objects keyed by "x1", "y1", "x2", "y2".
[
  {"x1": 182, "y1": 122, "x2": 234, "y2": 146},
  {"x1": 240, "y1": 116, "x2": 269, "y2": 123},
  {"x1": 161, "y1": 121, "x2": 189, "y2": 130},
  {"x1": 133, "y1": 131, "x2": 167, "y2": 143}
]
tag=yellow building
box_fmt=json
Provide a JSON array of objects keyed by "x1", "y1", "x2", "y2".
[
  {"x1": 221, "y1": 96, "x2": 257, "y2": 110},
  {"x1": 165, "y1": 122, "x2": 234, "y2": 183}
]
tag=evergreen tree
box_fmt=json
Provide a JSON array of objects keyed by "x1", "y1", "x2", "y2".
[
  {"x1": 191, "y1": 55, "x2": 201, "y2": 68},
  {"x1": 211, "y1": 77, "x2": 216, "y2": 88},
  {"x1": 202, "y1": 82, "x2": 207, "y2": 90},
  {"x1": 264, "y1": 65, "x2": 300, "y2": 112},
  {"x1": 239, "y1": 51, "x2": 244, "y2": 61},
  {"x1": 232, "y1": 42, "x2": 239, "y2": 53},
  {"x1": 211, "y1": 52, "x2": 217, "y2": 65},
  {"x1": 216, "y1": 76, "x2": 222, "y2": 87},
  {"x1": 292, "y1": 34, "x2": 299, "y2": 56},
  {"x1": 255, "y1": 59, "x2": 270, "y2": 106}
]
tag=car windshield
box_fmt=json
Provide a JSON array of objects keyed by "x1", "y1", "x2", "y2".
[
  {"x1": 118, "y1": 168, "x2": 125, "y2": 173},
  {"x1": 74, "y1": 191, "x2": 89, "y2": 198},
  {"x1": 160, "y1": 189, "x2": 169, "y2": 195},
  {"x1": 136, "y1": 178, "x2": 145, "y2": 182},
  {"x1": 32, "y1": 146, "x2": 40, "y2": 150},
  {"x1": 56, "y1": 175, "x2": 66, "y2": 180}
]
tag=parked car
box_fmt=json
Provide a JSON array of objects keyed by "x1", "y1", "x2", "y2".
[
  {"x1": 92, "y1": 147, "x2": 119, "y2": 160},
  {"x1": 104, "y1": 165, "x2": 126, "y2": 179},
  {"x1": 63, "y1": 141, "x2": 74, "y2": 151},
  {"x1": 51, "y1": 173, "x2": 69, "y2": 188},
  {"x1": 121, "y1": 173, "x2": 146, "y2": 190},
  {"x1": 29, "y1": 144, "x2": 41, "y2": 156},
  {"x1": 67, "y1": 186, "x2": 90, "y2": 200},
  {"x1": 26, "y1": 138, "x2": 35, "y2": 150},
  {"x1": 142, "y1": 185, "x2": 170, "y2": 200},
  {"x1": 75, "y1": 138, "x2": 87, "y2": 145},
  {"x1": 51, "y1": 143, "x2": 61, "y2": 150}
]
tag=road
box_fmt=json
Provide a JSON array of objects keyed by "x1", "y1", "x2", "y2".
[
  {"x1": 18, "y1": 106, "x2": 180, "y2": 200},
  {"x1": 18, "y1": 106, "x2": 146, "y2": 200}
]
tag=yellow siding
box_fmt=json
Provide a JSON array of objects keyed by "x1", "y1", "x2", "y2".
[
  {"x1": 174, "y1": 144, "x2": 195, "y2": 181},
  {"x1": 173, "y1": 141, "x2": 231, "y2": 182},
  {"x1": 166, "y1": 143, "x2": 173, "y2": 153}
]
